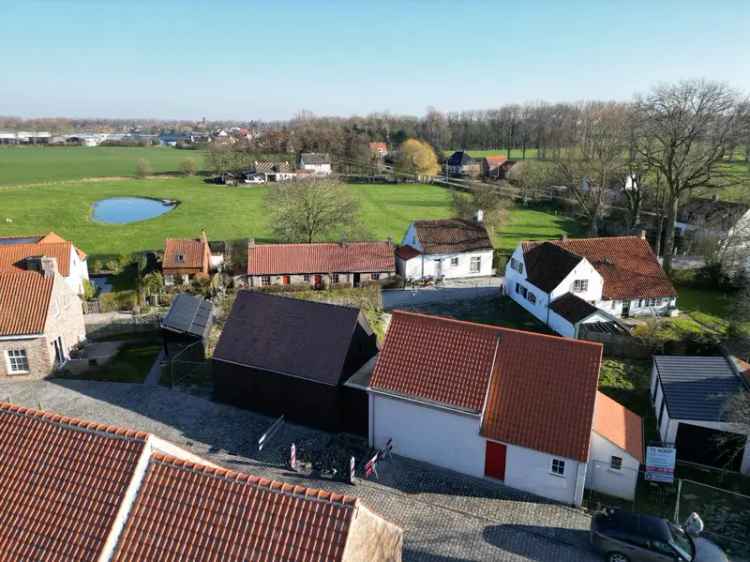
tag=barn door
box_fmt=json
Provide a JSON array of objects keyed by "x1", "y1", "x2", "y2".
[{"x1": 484, "y1": 441, "x2": 507, "y2": 481}]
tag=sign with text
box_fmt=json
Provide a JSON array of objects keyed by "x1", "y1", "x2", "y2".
[{"x1": 645, "y1": 446, "x2": 676, "y2": 483}]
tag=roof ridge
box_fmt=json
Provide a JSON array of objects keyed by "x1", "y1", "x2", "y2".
[
  {"x1": 251, "y1": 241, "x2": 391, "y2": 247},
  {"x1": 391, "y1": 310, "x2": 605, "y2": 349},
  {"x1": 150, "y1": 452, "x2": 359, "y2": 508},
  {"x1": 0, "y1": 402, "x2": 149, "y2": 442},
  {"x1": 239, "y1": 290, "x2": 361, "y2": 312}
]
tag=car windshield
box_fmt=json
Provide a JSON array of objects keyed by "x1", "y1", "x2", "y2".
[{"x1": 670, "y1": 524, "x2": 695, "y2": 561}]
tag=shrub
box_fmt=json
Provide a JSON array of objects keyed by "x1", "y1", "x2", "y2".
[
  {"x1": 135, "y1": 158, "x2": 153, "y2": 178},
  {"x1": 82, "y1": 279, "x2": 97, "y2": 300},
  {"x1": 179, "y1": 158, "x2": 197, "y2": 176}
]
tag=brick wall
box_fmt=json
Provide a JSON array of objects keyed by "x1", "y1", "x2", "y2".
[{"x1": 248, "y1": 271, "x2": 395, "y2": 288}]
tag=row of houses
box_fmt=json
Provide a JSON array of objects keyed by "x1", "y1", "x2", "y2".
[{"x1": 444, "y1": 150, "x2": 516, "y2": 179}]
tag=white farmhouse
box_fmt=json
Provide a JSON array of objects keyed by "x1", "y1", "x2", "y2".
[
  {"x1": 299, "y1": 153, "x2": 332, "y2": 176},
  {"x1": 367, "y1": 311, "x2": 643, "y2": 504},
  {"x1": 396, "y1": 216, "x2": 494, "y2": 280},
  {"x1": 0, "y1": 232, "x2": 89, "y2": 296},
  {"x1": 651, "y1": 355, "x2": 750, "y2": 475},
  {"x1": 504, "y1": 234, "x2": 676, "y2": 337}
]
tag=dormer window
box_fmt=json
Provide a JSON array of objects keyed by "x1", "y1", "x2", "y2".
[
  {"x1": 510, "y1": 257, "x2": 524, "y2": 274},
  {"x1": 176, "y1": 254, "x2": 184, "y2": 263}
]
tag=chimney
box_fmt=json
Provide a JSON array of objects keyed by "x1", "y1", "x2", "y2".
[
  {"x1": 40, "y1": 256, "x2": 58, "y2": 278},
  {"x1": 474, "y1": 209, "x2": 484, "y2": 223},
  {"x1": 640, "y1": 229, "x2": 647, "y2": 240},
  {"x1": 248, "y1": 238, "x2": 255, "y2": 247},
  {"x1": 560, "y1": 234, "x2": 568, "y2": 242}
]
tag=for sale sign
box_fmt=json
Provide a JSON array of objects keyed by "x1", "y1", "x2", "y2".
[{"x1": 645, "y1": 446, "x2": 676, "y2": 483}]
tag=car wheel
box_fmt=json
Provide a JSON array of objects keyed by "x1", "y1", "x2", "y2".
[{"x1": 606, "y1": 553, "x2": 629, "y2": 562}]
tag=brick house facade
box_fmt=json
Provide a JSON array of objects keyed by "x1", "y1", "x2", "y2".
[{"x1": 0, "y1": 267, "x2": 86, "y2": 379}]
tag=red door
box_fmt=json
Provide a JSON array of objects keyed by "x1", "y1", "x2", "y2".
[
  {"x1": 484, "y1": 441, "x2": 506, "y2": 481},
  {"x1": 313, "y1": 274, "x2": 322, "y2": 288},
  {"x1": 282, "y1": 275, "x2": 290, "y2": 285}
]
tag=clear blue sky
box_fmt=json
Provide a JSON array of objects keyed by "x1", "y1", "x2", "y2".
[{"x1": 2, "y1": 0, "x2": 748, "y2": 120}]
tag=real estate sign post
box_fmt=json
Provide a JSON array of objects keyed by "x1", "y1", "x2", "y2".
[{"x1": 645, "y1": 445, "x2": 676, "y2": 483}]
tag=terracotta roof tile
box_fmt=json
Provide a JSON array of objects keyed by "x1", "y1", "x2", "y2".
[
  {"x1": 370, "y1": 312, "x2": 602, "y2": 461},
  {"x1": 163, "y1": 238, "x2": 208, "y2": 270},
  {"x1": 413, "y1": 219, "x2": 493, "y2": 255},
  {"x1": 395, "y1": 244, "x2": 421, "y2": 260},
  {"x1": 112, "y1": 453, "x2": 359, "y2": 562},
  {"x1": 370, "y1": 311, "x2": 502, "y2": 412},
  {"x1": 0, "y1": 271, "x2": 54, "y2": 336},
  {"x1": 0, "y1": 242, "x2": 72, "y2": 276},
  {"x1": 522, "y1": 236, "x2": 675, "y2": 300},
  {"x1": 480, "y1": 329, "x2": 602, "y2": 462},
  {"x1": 593, "y1": 392, "x2": 644, "y2": 463},
  {"x1": 0, "y1": 403, "x2": 147, "y2": 562},
  {"x1": 483, "y1": 155, "x2": 508, "y2": 167},
  {"x1": 247, "y1": 242, "x2": 395, "y2": 275}
]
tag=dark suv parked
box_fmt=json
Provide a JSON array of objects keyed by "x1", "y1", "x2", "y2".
[{"x1": 590, "y1": 508, "x2": 729, "y2": 562}]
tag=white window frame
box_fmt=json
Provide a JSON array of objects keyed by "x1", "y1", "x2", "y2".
[
  {"x1": 332, "y1": 273, "x2": 340, "y2": 284},
  {"x1": 572, "y1": 279, "x2": 588, "y2": 293},
  {"x1": 470, "y1": 256, "x2": 481, "y2": 273},
  {"x1": 371, "y1": 272, "x2": 380, "y2": 280},
  {"x1": 527, "y1": 292, "x2": 536, "y2": 304},
  {"x1": 450, "y1": 257, "x2": 459, "y2": 267},
  {"x1": 176, "y1": 253, "x2": 185, "y2": 263},
  {"x1": 6, "y1": 349, "x2": 30, "y2": 375},
  {"x1": 550, "y1": 458, "x2": 566, "y2": 476},
  {"x1": 610, "y1": 456, "x2": 623, "y2": 471},
  {"x1": 261, "y1": 276, "x2": 271, "y2": 286}
]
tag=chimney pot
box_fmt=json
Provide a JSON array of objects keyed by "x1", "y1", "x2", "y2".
[
  {"x1": 560, "y1": 234, "x2": 568, "y2": 242},
  {"x1": 640, "y1": 229, "x2": 647, "y2": 240}
]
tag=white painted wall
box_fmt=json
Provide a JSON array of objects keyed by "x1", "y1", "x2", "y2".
[
  {"x1": 370, "y1": 392, "x2": 585, "y2": 505},
  {"x1": 501, "y1": 440, "x2": 584, "y2": 505},
  {"x1": 396, "y1": 256, "x2": 422, "y2": 280},
  {"x1": 587, "y1": 432, "x2": 640, "y2": 500},
  {"x1": 370, "y1": 393, "x2": 485, "y2": 478},
  {"x1": 66, "y1": 246, "x2": 90, "y2": 295}
]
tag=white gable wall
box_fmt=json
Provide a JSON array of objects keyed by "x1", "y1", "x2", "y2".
[
  {"x1": 548, "y1": 309, "x2": 613, "y2": 339},
  {"x1": 369, "y1": 392, "x2": 587, "y2": 505},
  {"x1": 587, "y1": 432, "x2": 640, "y2": 500},
  {"x1": 65, "y1": 246, "x2": 90, "y2": 296}
]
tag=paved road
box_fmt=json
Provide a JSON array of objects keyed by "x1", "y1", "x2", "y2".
[
  {"x1": 383, "y1": 277, "x2": 503, "y2": 310},
  {"x1": 1, "y1": 380, "x2": 601, "y2": 562}
]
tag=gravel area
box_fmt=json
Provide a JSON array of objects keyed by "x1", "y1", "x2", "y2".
[{"x1": 1, "y1": 379, "x2": 601, "y2": 562}]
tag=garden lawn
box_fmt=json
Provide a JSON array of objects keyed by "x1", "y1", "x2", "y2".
[
  {"x1": 492, "y1": 204, "x2": 586, "y2": 254},
  {"x1": 0, "y1": 145, "x2": 206, "y2": 185}
]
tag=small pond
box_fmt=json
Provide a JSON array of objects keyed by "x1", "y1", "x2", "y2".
[{"x1": 91, "y1": 197, "x2": 177, "y2": 224}]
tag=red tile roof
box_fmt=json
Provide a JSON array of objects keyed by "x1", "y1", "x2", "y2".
[
  {"x1": 0, "y1": 235, "x2": 78, "y2": 277},
  {"x1": 163, "y1": 238, "x2": 208, "y2": 270},
  {"x1": 522, "y1": 236, "x2": 675, "y2": 300},
  {"x1": 484, "y1": 155, "x2": 508, "y2": 167},
  {"x1": 0, "y1": 271, "x2": 54, "y2": 336},
  {"x1": 0, "y1": 403, "x2": 147, "y2": 562},
  {"x1": 113, "y1": 453, "x2": 359, "y2": 562},
  {"x1": 370, "y1": 311, "x2": 503, "y2": 412},
  {"x1": 371, "y1": 311, "x2": 603, "y2": 462},
  {"x1": 395, "y1": 244, "x2": 421, "y2": 260},
  {"x1": 593, "y1": 391, "x2": 644, "y2": 463},
  {"x1": 247, "y1": 242, "x2": 395, "y2": 275},
  {"x1": 480, "y1": 329, "x2": 602, "y2": 462}
]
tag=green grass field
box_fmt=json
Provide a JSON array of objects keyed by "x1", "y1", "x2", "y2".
[
  {"x1": 0, "y1": 175, "x2": 577, "y2": 259},
  {"x1": 0, "y1": 146, "x2": 206, "y2": 185}
]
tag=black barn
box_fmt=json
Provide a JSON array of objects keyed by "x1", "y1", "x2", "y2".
[{"x1": 212, "y1": 291, "x2": 378, "y2": 434}]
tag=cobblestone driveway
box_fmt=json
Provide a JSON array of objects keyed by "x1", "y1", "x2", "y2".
[{"x1": 2, "y1": 380, "x2": 602, "y2": 562}]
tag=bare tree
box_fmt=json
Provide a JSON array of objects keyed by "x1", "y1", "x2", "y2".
[
  {"x1": 633, "y1": 80, "x2": 748, "y2": 272},
  {"x1": 264, "y1": 179, "x2": 365, "y2": 243}
]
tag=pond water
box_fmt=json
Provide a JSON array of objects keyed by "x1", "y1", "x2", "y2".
[{"x1": 91, "y1": 197, "x2": 177, "y2": 224}]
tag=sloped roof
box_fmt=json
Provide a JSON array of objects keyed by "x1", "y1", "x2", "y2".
[
  {"x1": 371, "y1": 311, "x2": 603, "y2": 461},
  {"x1": 480, "y1": 327, "x2": 602, "y2": 462},
  {"x1": 413, "y1": 219, "x2": 493, "y2": 255},
  {"x1": 483, "y1": 155, "x2": 508, "y2": 167},
  {"x1": 0, "y1": 231, "x2": 83, "y2": 276},
  {"x1": 522, "y1": 236, "x2": 675, "y2": 300},
  {"x1": 161, "y1": 293, "x2": 213, "y2": 338},
  {"x1": 653, "y1": 355, "x2": 745, "y2": 422},
  {"x1": 213, "y1": 291, "x2": 368, "y2": 385},
  {"x1": 593, "y1": 391, "x2": 644, "y2": 463},
  {"x1": 0, "y1": 403, "x2": 148, "y2": 562},
  {"x1": 112, "y1": 454, "x2": 358, "y2": 562},
  {"x1": 163, "y1": 238, "x2": 207, "y2": 270},
  {"x1": 247, "y1": 242, "x2": 395, "y2": 275},
  {"x1": 446, "y1": 151, "x2": 474, "y2": 166},
  {"x1": 395, "y1": 244, "x2": 421, "y2": 260},
  {"x1": 0, "y1": 271, "x2": 54, "y2": 336},
  {"x1": 370, "y1": 311, "x2": 502, "y2": 412},
  {"x1": 522, "y1": 242, "x2": 582, "y2": 293},
  {"x1": 549, "y1": 292, "x2": 600, "y2": 324},
  {"x1": 301, "y1": 152, "x2": 331, "y2": 165}
]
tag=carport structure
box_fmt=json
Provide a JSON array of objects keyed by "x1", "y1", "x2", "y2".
[{"x1": 650, "y1": 355, "x2": 750, "y2": 473}]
